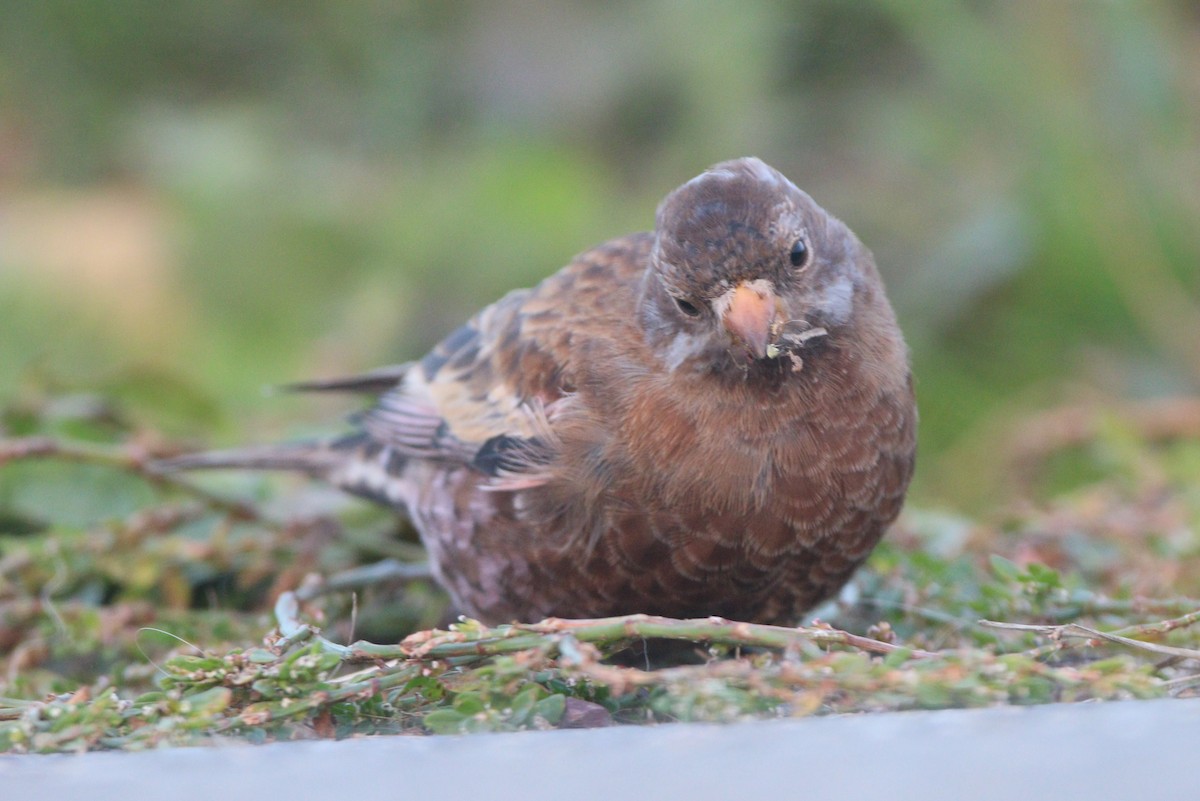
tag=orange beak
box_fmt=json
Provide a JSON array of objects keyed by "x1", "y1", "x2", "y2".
[{"x1": 722, "y1": 282, "x2": 776, "y2": 360}]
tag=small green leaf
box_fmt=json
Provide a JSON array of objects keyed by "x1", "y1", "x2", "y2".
[
  {"x1": 423, "y1": 709, "x2": 467, "y2": 734},
  {"x1": 1025, "y1": 562, "x2": 1061, "y2": 587},
  {"x1": 400, "y1": 675, "x2": 445, "y2": 703},
  {"x1": 508, "y1": 685, "x2": 541, "y2": 724},
  {"x1": 989, "y1": 554, "x2": 1022, "y2": 582},
  {"x1": 182, "y1": 687, "x2": 232, "y2": 716},
  {"x1": 452, "y1": 692, "x2": 485, "y2": 716},
  {"x1": 163, "y1": 654, "x2": 224, "y2": 673},
  {"x1": 132, "y1": 692, "x2": 166, "y2": 706},
  {"x1": 532, "y1": 694, "x2": 566, "y2": 725}
]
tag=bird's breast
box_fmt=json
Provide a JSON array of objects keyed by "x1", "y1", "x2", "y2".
[{"x1": 612, "y1": 376, "x2": 814, "y2": 514}]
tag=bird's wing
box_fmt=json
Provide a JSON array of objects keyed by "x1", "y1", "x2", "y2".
[{"x1": 358, "y1": 233, "x2": 655, "y2": 484}]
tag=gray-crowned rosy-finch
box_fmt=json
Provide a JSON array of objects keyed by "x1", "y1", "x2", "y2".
[{"x1": 165, "y1": 157, "x2": 917, "y2": 625}]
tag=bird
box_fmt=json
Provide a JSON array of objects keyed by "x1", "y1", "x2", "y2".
[{"x1": 163, "y1": 157, "x2": 917, "y2": 626}]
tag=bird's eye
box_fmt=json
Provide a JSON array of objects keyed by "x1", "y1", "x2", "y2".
[
  {"x1": 674, "y1": 297, "x2": 702, "y2": 317},
  {"x1": 789, "y1": 239, "x2": 809, "y2": 268}
]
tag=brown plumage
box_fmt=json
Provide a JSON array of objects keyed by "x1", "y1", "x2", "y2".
[{"x1": 165, "y1": 157, "x2": 917, "y2": 625}]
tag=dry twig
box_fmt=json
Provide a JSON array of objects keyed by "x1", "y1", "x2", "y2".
[
  {"x1": 272, "y1": 589, "x2": 933, "y2": 665},
  {"x1": 981, "y1": 611, "x2": 1200, "y2": 663},
  {"x1": 0, "y1": 436, "x2": 260, "y2": 520}
]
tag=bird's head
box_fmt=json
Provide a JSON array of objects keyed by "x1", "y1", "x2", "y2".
[{"x1": 642, "y1": 157, "x2": 881, "y2": 379}]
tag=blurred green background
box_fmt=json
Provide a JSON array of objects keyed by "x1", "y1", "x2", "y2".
[{"x1": 1, "y1": 0, "x2": 1198, "y2": 507}]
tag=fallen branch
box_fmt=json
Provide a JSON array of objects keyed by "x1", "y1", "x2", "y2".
[
  {"x1": 514, "y1": 615, "x2": 931, "y2": 659},
  {"x1": 293, "y1": 559, "x2": 434, "y2": 602},
  {"x1": 272, "y1": 589, "x2": 933, "y2": 665}
]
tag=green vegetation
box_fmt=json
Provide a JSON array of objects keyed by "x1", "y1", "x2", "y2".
[
  {"x1": 2, "y1": 390, "x2": 1198, "y2": 752},
  {"x1": 1, "y1": 1, "x2": 1198, "y2": 753}
]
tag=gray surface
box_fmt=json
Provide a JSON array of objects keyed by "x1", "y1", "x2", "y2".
[{"x1": 2, "y1": 698, "x2": 1195, "y2": 800}]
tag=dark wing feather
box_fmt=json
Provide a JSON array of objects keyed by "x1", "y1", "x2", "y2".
[
  {"x1": 355, "y1": 233, "x2": 655, "y2": 483},
  {"x1": 355, "y1": 290, "x2": 563, "y2": 479}
]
